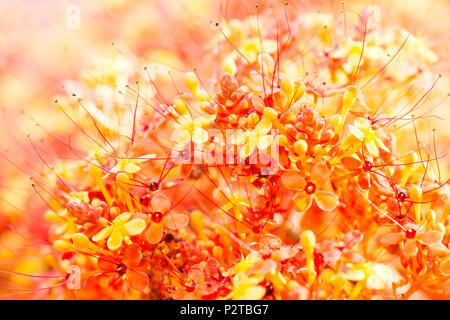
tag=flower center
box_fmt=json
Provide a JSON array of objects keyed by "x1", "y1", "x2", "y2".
[
  {"x1": 405, "y1": 228, "x2": 416, "y2": 239},
  {"x1": 396, "y1": 192, "x2": 407, "y2": 202},
  {"x1": 185, "y1": 282, "x2": 196, "y2": 292},
  {"x1": 148, "y1": 181, "x2": 159, "y2": 191},
  {"x1": 363, "y1": 160, "x2": 373, "y2": 172},
  {"x1": 116, "y1": 263, "x2": 127, "y2": 276},
  {"x1": 140, "y1": 194, "x2": 151, "y2": 206},
  {"x1": 151, "y1": 211, "x2": 163, "y2": 223},
  {"x1": 305, "y1": 182, "x2": 316, "y2": 194}
]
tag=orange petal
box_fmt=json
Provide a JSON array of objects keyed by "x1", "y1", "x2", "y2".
[
  {"x1": 161, "y1": 178, "x2": 184, "y2": 189},
  {"x1": 293, "y1": 194, "x2": 312, "y2": 212},
  {"x1": 341, "y1": 156, "x2": 362, "y2": 170},
  {"x1": 97, "y1": 257, "x2": 118, "y2": 272},
  {"x1": 281, "y1": 172, "x2": 306, "y2": 190},
  {"x1": 357, "y1": 173, "x2": 370, "y2": 190},
  {"x1": 124, "y1": 244, "x2": 142, "y2": 268},
  {"x1": 417, "y1": 230, "x2": 443, "y2": 245},
  {"x1": 163, "y1": 213, "x2": 189, "y2": 230},
  {"x1": 127, "y1": 270, "x2": 149, "y2": 290},
  {"x1": 440, "y1": 257, "x2": 450, "y2": 276},
  {"x1": 188, "y1": 264, "x2": 204, "y2": 283},
  {"x1": 313, "y1": 191, "x2": 339, "y2": 211},
  {"x1": 310, "y1": 163, "x2": 330, "y2": 187},
  {"x1": 150, "y1": 192, "x2": 171, "y2": 213},
  {"x1": 379, "y1": 232, "x2": 404, "y2": 245},
  {"x1": 402, "y1": 239, "x2": 418, "y2": 257},
  {"x1": 145, "y1": 222, "x2": 164, "y2": 244}
]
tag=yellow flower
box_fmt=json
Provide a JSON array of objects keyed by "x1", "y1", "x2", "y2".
[
  {"x1": 172, "y1": 114, "x2": 215, "y2": 146},
  {"x1": 109, "y1": 154, "x2": 156, "y2": 175},
  {"x1": 233, "y1": 116, "x2": 273, "y2": 159},
  {"x1": 92, "y1": 212, "x2": 146, "y2": 251},
  {"x1": 339, "y1": 117, "x2": 389, "y2": 158},
  {"x1": 226, "y1": 271, "x2": 266, "y2": 300},
  {"x1": 345, "y1": 262, "x2": 391, "y2": 291}
]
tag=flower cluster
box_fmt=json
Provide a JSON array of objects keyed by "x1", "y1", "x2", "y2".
[{"x1": 1, "y1": 3, "x2": 448, "y2": 300}]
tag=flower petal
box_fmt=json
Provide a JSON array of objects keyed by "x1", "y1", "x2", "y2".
[
  {"x1": 379, "y1": 232, "x2": 404, "y2": 246},
  {"x1": 124, "y1": 163, "x2": 141, "y2": 174},
  {"x1": 150, "y1": 192, "x2": 171, "y2": 213},
  {"x1": 107, "y1": 230, "x2": 123, "y2": 251},
  {"x1": 293, "y1": 194, "x2": 313, "y2": 212},
  {"x1": 163, "y1": 214, "x2": 189, "y2": 230},
  {"x1": 372, "y1": 264, "x2": 390, "y2": 279},
  {"x1": 402, "y1": 239, "x2": 418, "y2": 257},
  {"x1": 440, "y1": 257, "x2": 450, "y2": 276},
  {"x1": 417, "y1": 230, "x2": 443, "y2": 245},
  {"x1": 348, "y1": 125, "x2": 365, "y2": 141},
  {"x1": 344, "y1": 269, "x2": 365, "y2": 281},
  {"x1": 367, "y1": 275, "x2": 384, "y2": 290},
  {"x1": 343, "y1": 230, "x2": 363, "y2": 248},
  {"x1": 123, "y1": 218, "x2": 146, "y2": 236},
  {"x1": 124, "y1": 244, "x2": 142, "y2": 268},
  {"x1": 281, "y1": 172, "x2": 306, "y2": 190},
  {"x1": 313, "y1": 191, "x2": 339, "y2": 211},
  {"x1": 241, "y1": 286, "x2": 266, "y2": 300},
  {"x1": 145, "y1": 222, "x2": 164, "y2": 244},
  {"x1": 92, "y1": 227, "x2": 112, "y2": 242},
  {"x1": 255, "y1": 116, "x2": 272, "y2": 134},
  {"x1": 113, "y1": 212, "x2": 132, "y2": 225},
  {"x1": 127, "y1": 270, "x2": 149, "y2": 291},
  {"x1": 97, "y1": 257, "x2": 118, "y2": 272},
  {"x1": 310, "y1": 163, "x2": 331, "y2": 187},
  {"x1": 365, "y1": 139, "x2": 379, "y2": 157},
  {"x1": 341, "y1": 156, "x2": 362, "y2": 171},
  {"x1": 257, "y1": 135, "x2": 273, "y2": 150},
  {"x1": 192, "y1": 127, "x2": 209, "y2": 145}
]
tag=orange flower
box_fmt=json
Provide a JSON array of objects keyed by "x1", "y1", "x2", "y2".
[
  {"x1": 145, "y1": 192, "x2": 189, "y2": 244},
  {"x1": 282, "y1": 162, "x2": 339, "y2": 212}
]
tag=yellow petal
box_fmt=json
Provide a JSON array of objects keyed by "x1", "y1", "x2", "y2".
[
  {"x1": 372, "y1": 264, "x2": 390, "y2": 279},
  {"x1": 255, "y1": 116, "x2": 272, "y2": 134},
  {"x1": 257, "y1": 135, "x2": 273, "y2": 150},
  {"x1": 344, "y1": 269, "x2": 365, "y2": 281},
  {"x1": 123, "y1": 219, "x2": 146, "y2": 236},
  {"x1": 124, "y1": 162, "x2": 141, "y2": 174},
  {"x1": 92, "y1": 226, "x2": 112, "y2": 242},
  {"x1": 367, "y1": 275, "x2": 384, "y2": 290},
  {"x1": 113, "y1": 212, "x2": 132, "y2": 225},
  {"x1": 365, "y1": 139, "x2": 379, "y2": 157},
  {"x1": 72, "y1": 233, "x2": 99, "y2": 251},
  {"x1": 348, "y1": 125, "x2": 365, "y2": 141},
  {"x1": 375, "y1": 137, "x2": 390, "y2": 153},
  {"x1": 192, "y1": 127, "x2": 209, "y2": 144},
  {"x1": 240, "y1": 286, "x2": 266, "y2": 300},
  {"x1": 107, "y1": 230, "x2": 123, "y2": 251}
]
